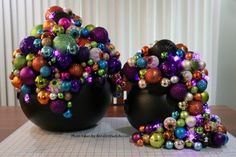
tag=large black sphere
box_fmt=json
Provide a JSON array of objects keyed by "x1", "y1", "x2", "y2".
[
  {"x1": 19, "y1": 80, "x2": 111, "y2": 132},
  {"x1": 124, "y1": 84, "x2": 178, "y2": 129}
]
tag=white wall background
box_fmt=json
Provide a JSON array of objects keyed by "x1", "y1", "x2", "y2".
[
  {"x1": 216, "y1": 0, "x2": 236, "y2": 110},
  {"x1": 0, "y1": 0, "x2": 221, "y2": 106}
]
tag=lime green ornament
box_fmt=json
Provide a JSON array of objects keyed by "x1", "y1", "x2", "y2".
[
  {"x1": 180, "y1": 111, "x2": 189, "y2": 119},
  {"x1": 13, "y1": 55, "x2": 26, "y2": 69},
  {"x1": 98, "y1": 69, "x2": 105, "y2": 76},
  {"x1": 191, "y1": 61, "x2": 199, "y2": 71},
  {"x1": 87, "y1": 59, "x2": 94, "y2": 66},
  {"x1": 85, "y1": 24, "x2": 95, "y2": 32},
  {"x1": 53, "y1": 34, "x2": 77, "y2": 53},
  {"x1": 35, "y1": 75, "x2": 49, "y2": 88},
  {"x1": 185, "y1": 139, "x2": 193, "y2": 148},
  {"x1": 58, "y1": 92, "x2": 64, "y2": 99},
  {"x1": 53, "y1": 25, "x2": 64, "y2": 35},
  {"x1": 67, "y1": 101, "x2": 72, "y2": 108},
  {"x1": 201, "y1": 91, "x2": 209, "y2": 103},
  {"x1": 155, "y1": 126, "x2": 164, "y2": 133},
  {"x1": 195, "y1": 127, "x2": 204, "y2": 134},
  {"x1": 26, "y1": 54, "x2": 35, "y2": 61},
  {"x1": 161, "y1": 52, "x2": 168, "y2": 59},
  {"x1": 90, "y1": 41, "x2": 98, "y2": 48},
  {"x1": 177, "y1": 119, "x2": 185, "y2": 127},
  {"x1": 150, "y1": 133, "x2": 165, "y2": 148},
  {"x1": 191, "y1": 86, "x2": 198, "y2": 94},
  {"x1": 30, "y1": 24, "x2": 43, "y2": 37}
]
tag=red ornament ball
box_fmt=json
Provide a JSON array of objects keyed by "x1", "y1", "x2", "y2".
[
  {"x1": 188, "y1": 101, "x2": 203, "y2": 116},
  {"x1": 145, "y1": 68, "x2": 162, "y2": 84}
]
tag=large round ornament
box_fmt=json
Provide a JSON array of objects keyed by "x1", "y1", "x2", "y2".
[
  {"x1": 150, "y1": 132, "x2": 165, "y2": 148},
  {"x1": 53, "y1": 34, "x2": 77, "y2": 53}
]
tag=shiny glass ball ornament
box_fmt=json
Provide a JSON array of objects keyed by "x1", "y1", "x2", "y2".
[
  {"x1": 175, "y1": 127, "x2": 186, "y2": 139},
  {"x1": 85, "y1": 24, "x2": 95, "y2": 32},
  {"x1": 185, "y1": 116, "x2": 196, "y2": 128},
  {"x1": 52, "y1": 24, "x2": 64, "y2": 35},
  {"x1": 142, "y1": 134, "x2": 150, "y2": 144},
  {"x1": 197, "y1": 79, "x2": 208, "y2": 92},
  {"x1": 40, "y1": 66, "x2": 51, "y2": 77},
  {"x1": 66, "y1": 25, "x2": 80, "y2": 38},
  {"x1": 161, "y1": 52, "x2": 168, "y2": 59},
  {"x1": 139, "y1": 69, "x2": 147, "y2": 78},
  {"x1": 136, "y1": 58, "x2": 147, "y2": 68},
  {"x1": 43, "y1": 20, "x2": 56, "y2": 31},
  {"x1": 178, "y1": 101, "x2": 188, "y2": 110},
  {"x1": 145, "y1": 68, "x2": 162, "y2": 84},
  {"x1": 195, "y1": 127, "x2": 204, "y2": 134},
  {"x1": 185, "y1": 93, "x2": 193, "y2": 102},
  {"x1": 30, "y1": 24, "x2": 43, "y2": 37},
  {"x1": 193, "y1": 142, "x2": 202, "y2": 151},
  {"x1": 69, "y1": 64, "x2": 83, "y2": 77},
  {"x1": 191, "y1": 86, "x2": 198, "y2": 94},
  {"x1": 147, "y1": 55, "x2": 159, "y2": 68},
  {"x1": 150, "y1": 133, "x2": 165, "y2": 148},
  {"x1": 181, "y1": 71, "x2": 192, "y2": 82},
  {"x1": 198, "y1": 60, "x2": 206, "y2": 70},
  {"x1": 35, "y1": 75, "x2": 49, "y2": 88},
  {"x1": 188, "y1": 101, "x2": 203, "y2": 116},
  {"x1": 32, "y1": 56, "x2": 47, "y2": 72},
  {"x1": 182, "y1": 60, "x2": 191, "y2": 70},
  {"x1": 90, "y1": 27, "x2": 109, "y2": 44},
  {"x1": 161, "y1": 78, "x2": 171, "y2": 87},
  {"x1": 185, "y1": 139, "x2": 193, "y2": 148},
  {"x1": 145, "y1": 125, "x2": 154, "y2": 134},
  {"x1": 45, "y1": 6, "x2": 64, "y2": 20},
  {"x1": 160, "y1": 61, "x2": 179, "y2": 77},
  {"x1": 169, "y1": 83, "x2": 187, "y2": 101},
  {"x1": 191, "y1": 61, "x2": 199, "y2": 70},
  {"x1": 164, "y1": 117, "x2": 177, "y2": 130},
  {"x1": 122, "y1": 63, "x2": 139, "y2": 82},
  {"x1": 127, "y1": 58, "x2": 136, "y2": 67},
  {"x1": 170, "y1": 76, "x2": 179, "y2": 84},
  {"x1": 138, "y1": 125, "x2": 145, "y2": 133},
  {"x1": 60, "y1": 81, "x2": 71, "y2": 92},
  {"x1": 41, "y1": 38, "x2": 52, "y2": 46},
  {"x1": 165, "y1": 140, "x2": 174, "y2": 149},
  {"x1": 163, "y1": 130, "x2": 175, "y2": 141},
  {"x1": 67, "y1": 43, "x2": 79, "y2": 55},
  {"x1": 21, "y1": 84, "x2": 31, "y2": 94},
  {"x1": 174, "y1": 140, "x2": 185, "y2": 150},
  {"x1": 90, "y1": 48, "x2": 101, "y2": 62},
  {"x1": 56, "y1": 53, "x2": 72, "y2": 69},
  {"x1": 98, "y1": 60, "x2": 108, "y2": 69},
  {"x1": 50, "y1": 100, "x2": 66, "y2": 114},
  {"x1": 176, "y1": 43, "x2": 188, "y2": 53},
  {"x1": 132, "y1": 132, "x2": 141, "y2": 142},
  {"x1": 26, "y1": 53, "x2": 35, "y2": 61},
  {"x1": 57, "y1": 92, "x2": 64, "y2": 99},
  {"x1": 180, "y1": 111, "x2": 189, "y2": 119},
  {"x1": 49, "y1": 93, "x2": 57, "y2": 100},
  {"x1": 53, "y1": 34, "x2": 77, "y2": 53},
  {"x1": 108, "y1": 58, "x2": 122, "y2": 74},
  {"x1": 172, "y1": 111, "x2": 179, "y2": 119},
  {"x1": 58, "y1": 17, "x2": 71, "y2": 29},
  {"x1": 63, "y1": 110, "x2": 72, "y2": 118},
  {"x1": 176, "y1": 49, "x2": 185, "y2": 58},
  {"x1": 19, "y1": 36, "x2": 40, "y2": 54},
  {"x1": 41, "y1": 46, "x2": 53, "y2": 58},
  {"x1": 33, "y1": 38, "x2": 42, "y2": 48},
  {"x1": 13, "y1": 55, "x2": 26, "y2": 70},
  {"x1": 138, "y1": 79, "x2": 147, "y2": 89},
  {"x1": 201, "y1": 91, "x2": 209, "y2": 103},
  {"x1": 136, "y1": 139, "x2": 144, "y2": 146},
  {"x1": 19, "y1": 67, "x2": 35, "y2": 85},
  {"x1": 176, "y1": 119, "x2": 185, "y2": 127},
  {"x1": 37, "y1": 90, "x2": 50, "y2": 105},
  {"x1": 80, "y1": 28, "x2": 90, "y2": 37}
]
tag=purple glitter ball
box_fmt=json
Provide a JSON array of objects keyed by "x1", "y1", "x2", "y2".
[
  {"x1": 19, "y1": 67, "x2": 35, "y2": 85},
  {"x1": 160, "y1": 61, "x2": 179, "y2": 77},
  {"x1": 19, "y1": 36, "x2": 40, "y2": 54},
  {"x1": 50, "y1": 100, "x2": 66, "y2": 114},
  {"x1": 71, "y1": 80, "x2": 81, "y2": 92},
  {"x1": 212, "y1": 133, "x2": 226, "y2": 147},
  {"x1": 169, "y1": 83, "x2": 187, "y2": 100},
  {"x1": 122, "y1": 63, "x2": 139, "y2": 82},
  {"x1": 108, "y1": 58, "x2": 121, "y2": 74},
  {"x1": 76, "y1": 46, "x2": 90, "y2": 62},
  {"x1": 90, "y1": 27, "x2": 109, "y2": 44},
  {"x1": 56, "y1": 53, "x2": 72, "y2": 69},
  {"x1": 145, "y1": 125, "x2": 154, "y2": 134}
]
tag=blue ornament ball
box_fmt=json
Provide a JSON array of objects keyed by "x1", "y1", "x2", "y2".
[
  {"x1": 165, "y1": 141, "x2": 174, "y2": 149},
  {"x1": 136, "y1": 58, "x2": 147, "y2": 68},
  {"x1": 41, "y1": 46, "x2": 53, "y2": 58},
  {"x1": 63, "y1": 110, "x2": 72, "y2": 118},
  {"x1": 40, "y1": 66, "x2": 51, "y2": 77},
  {"x1": 21, "y1": 84, "x2": 31, "y2": 94},
  {"x1": 81, "y1": 28, "x2": 90, "y2": 37},
  {"x1": 98, "y1": 60, "x2": 108, "y2": 69},
  {"x1": 61, "y1": 81, "x2": 71, "y2": 92},
  {"x1": 197, "y1": 79, "x2": 208, "y2": 92},
  {"x1": 176, "y1": 49, "x2": 185, "y2": 58},
  {"x1": 194, "y1": 142, "x2": 202, "y2": 151},
  {"x1": 175, "y1": 127, "x2": 186, "y2": 139}
]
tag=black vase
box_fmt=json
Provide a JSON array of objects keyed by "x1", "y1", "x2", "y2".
[
  {"x1": 19, "y1": 80, "x2": 111, "y2": 132},
  {"x1": 124, "y1": 83, "x2": 178, "y2": 129}
]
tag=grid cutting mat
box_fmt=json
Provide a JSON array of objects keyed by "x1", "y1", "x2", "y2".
[{"x1": 0, "y1": 117, "x2": 236, "y2": 157}]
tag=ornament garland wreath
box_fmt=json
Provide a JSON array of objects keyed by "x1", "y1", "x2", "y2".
[{"x1": 122, "y1": 39, "x2": 228, "y2": 150}]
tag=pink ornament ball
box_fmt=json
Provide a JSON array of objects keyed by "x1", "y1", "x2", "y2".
[{"x1": 19, "y1": 67, "x2": 35, "y2": 85}]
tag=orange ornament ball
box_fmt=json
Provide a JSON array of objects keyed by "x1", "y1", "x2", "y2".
[
  {"x1": 176, "y1": 43, "x2": 188, "y2": 53},
  {"x1": 69, "y1": 64, "x2": 83, "y2": 77},
  {"x1": 188, "y1": 101, "x2": 203, "y2": 116},
  {"x1": 145, "y1": 68, "x2": 162, "y2": 84},
  {"x1": 185, "y1": 52, "x2": 193, "y2": 60},
  {"x1": 11, "y1": 76, "x2": 22, "y2": 89},
  {"x1": 43, "y1": 20, "x2": 56, "y2": 31},
  {"x1": 32, "y1": 56, "x2": 47, "y2": 72},
  {"x1": 45, "y1": 6, "x2": 64, "y2": 20},
  {"x1": 141, "y1": 46, "x2": 149, "y2": 56},
  {"x1": 37, "y1": 90, "x2": 50, "y2": 105},
  {"x1": 193, "y1": 71, "x2": 202, "y2": 80}
]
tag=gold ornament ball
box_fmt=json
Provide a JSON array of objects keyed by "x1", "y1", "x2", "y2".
[{"x1": 150, "y1": 133, "x2": 165, "y2": 148}]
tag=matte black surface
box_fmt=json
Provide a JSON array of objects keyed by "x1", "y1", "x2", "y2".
[
  {"x1": 124, "y1": 84, "x2": 178, "y2": 129},
  {"x1": 19, "y1": 81, "x2": 112, "y2": 132}
]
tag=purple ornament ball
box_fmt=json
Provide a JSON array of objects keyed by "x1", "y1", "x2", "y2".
[
  {"x1": 56, "y1": 53, "x2": 72, "y2": 69},
  {"x1": 50, "y1": 100, "x2": 66, "y2": 114},
  {"x1": 20, "y1": 36, "x2": 40, "y2": 54},
  {"x1": 122, "y1": 63, "x2": 139, "y2": 82},
  {"x1": 90, "y1": 27, "x2": 109, "y2": 44},
  {"x1": 19, "y1": 67, "x2": 35, "y2": 85},
  {"x1": 71, "y1": 80, "x2": 81, "y2": 92},
  {"x1": 160, "y1": 61, "x2": 179, "y2": 77},
  {"x1": 169, "y1": 83, "x2": 187, "y2": 100},
  {"x1": 212, "y1": 132, "x2": 226, "y2": 147},
  {"x1": 108, "y1": 58, "x2": 121, "y2": 74},
  {"x1": 76, "y1": 46, "x2": 90, "y2": 62}
]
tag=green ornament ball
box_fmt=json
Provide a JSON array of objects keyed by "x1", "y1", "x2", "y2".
[
  {"x1": 13, "y1": 55, "x2": 26, "y2": 69},
  {"x1": 180, "y1": 111, "x2": 189, "y2": 119},
  {"x1": 150, "y1": 133, "x2": 165, "y2": 148},
  {"x1": 53, "y1": 34, "x2": 77, "y2": 53},
  {"x1": 177, "y1": 118, "x2": 185, "y2": 127},
  {"x1": 30, "y1": 24, "x2": 43, "y2": 37}
]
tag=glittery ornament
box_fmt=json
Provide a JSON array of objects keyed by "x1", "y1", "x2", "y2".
[{"x1": 145, "y1": 68, "x2": 162, "y2": 84}]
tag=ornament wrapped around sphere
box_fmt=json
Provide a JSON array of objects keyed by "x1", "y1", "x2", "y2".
[
  {"x1": 9, "y1": 6, "x2": 124, "y2": 131},
  {"x1": 126, "y1": 39, "x2": 229, "y2": 151}
]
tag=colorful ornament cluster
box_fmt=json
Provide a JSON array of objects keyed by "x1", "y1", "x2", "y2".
[
  {"x1": 125, "y1": 40, "x2": 228, "y2": 150},
  {"x1": 9, "y1": 6, "x2": 124, "y2": 118}
]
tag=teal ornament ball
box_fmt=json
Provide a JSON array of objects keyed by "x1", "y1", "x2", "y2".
[
  {"x1": 136, "y1": 58, "x2": 147, "y2": 68},
  {"x1": 165, "y1": 141, "x2": 174, "y2": 149},
  {"x1": 41, "y1": 46, "x2": 53, "y2": 58},
  {"x1": 193, "y1": 142, "x2": 202, "y2": 151},
  {"x1": 175, "y1": 127, "x2": 186, "y2": 139},
  {"x1": 53, "y1": 34, "x2": 77, "y2": 53},
  {"x1": 40, "y1": 66, "x2": 51, "y2": 77},
  {"x1": 197, "y1": 79, "x2": 208, "y2": 92},
  {"x1": 60, "y1": 81, "x2": 71, "y2": 92}
]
